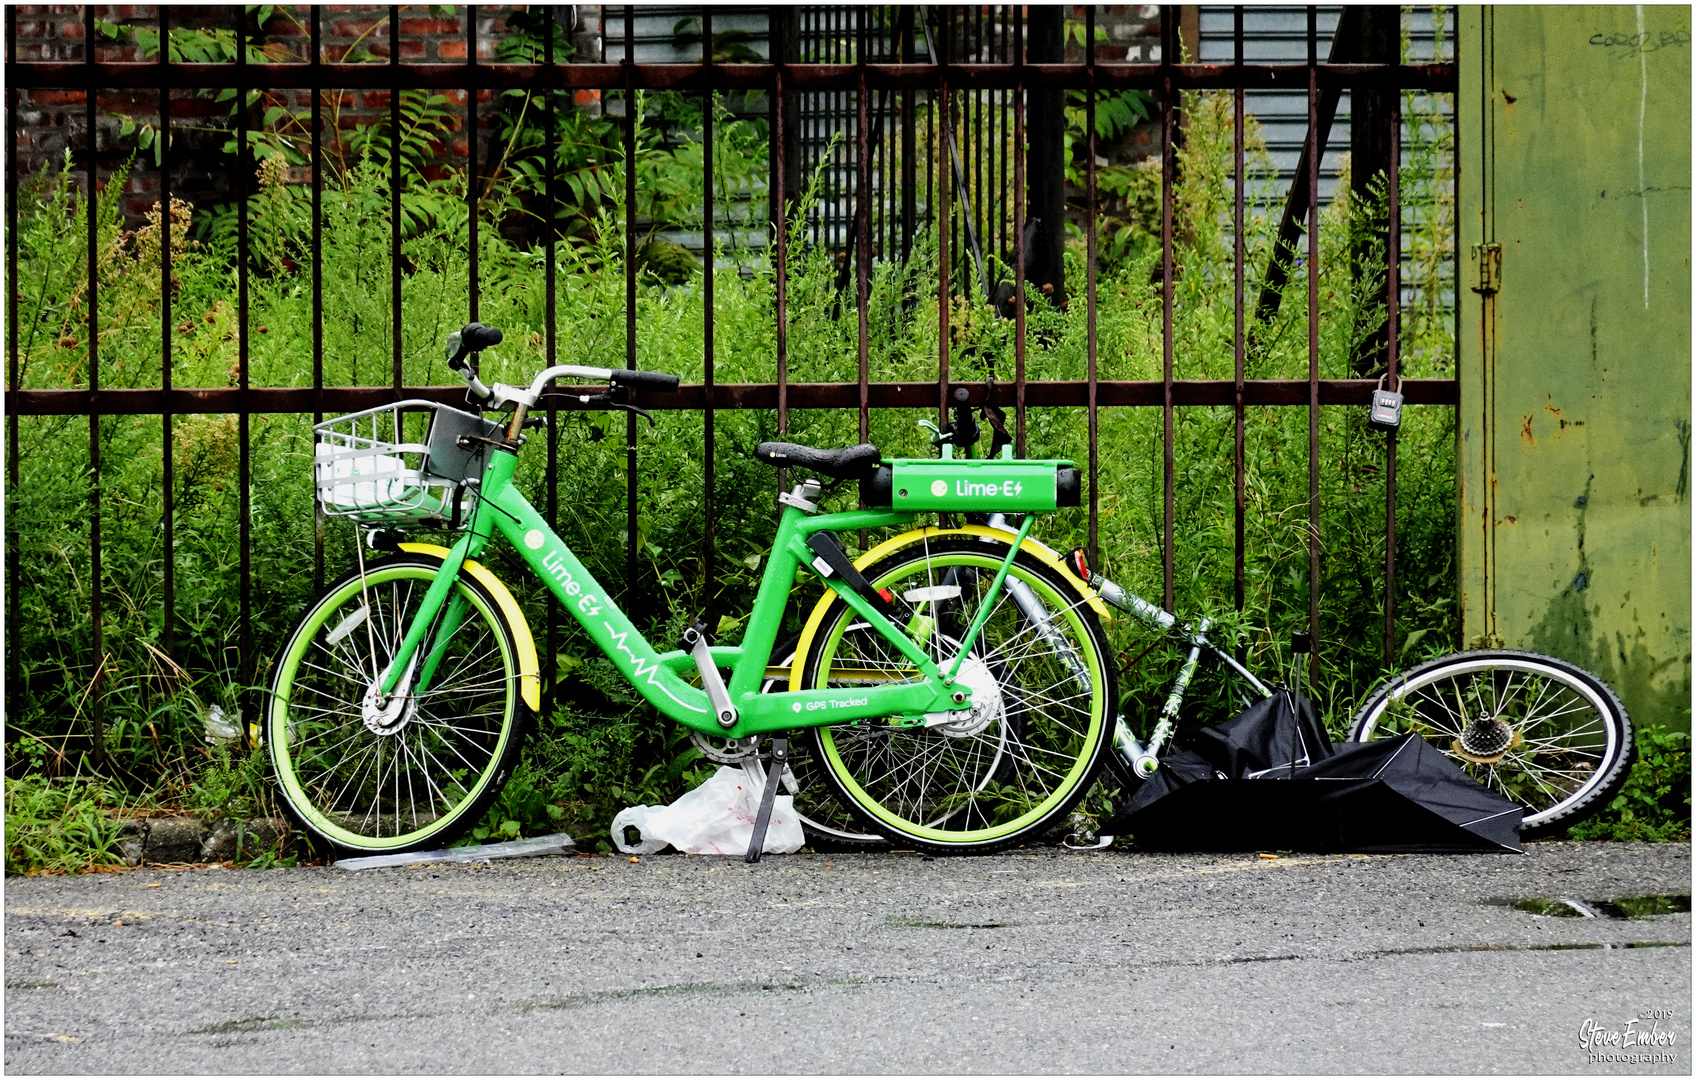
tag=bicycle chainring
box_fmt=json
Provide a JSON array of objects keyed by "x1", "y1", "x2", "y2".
[{"x1": 690, "y1": 731, "x2": 760, "y2": 764}]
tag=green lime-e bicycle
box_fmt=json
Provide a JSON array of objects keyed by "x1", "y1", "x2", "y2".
[{"x1": 267, "y1": 323, "x2": 1117, "y2": 856}]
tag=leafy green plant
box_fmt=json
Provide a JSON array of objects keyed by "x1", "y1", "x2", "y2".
[
  {"x1": 1567, "y1": 727, "x2": 1691, "y2": 843},
  {"x1": 188, "y1": 743, "x2": 276, "y2": 823},
  {"x1": 5, "y1": 779, "x2": 125, "y2": 874},
  {"x1": 100, "y1": 6, "x2": 319, "y2": 167}
]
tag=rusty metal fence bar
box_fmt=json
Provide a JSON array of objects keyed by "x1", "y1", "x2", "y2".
[
  {"x1": 1160, "y1": 6, "x2": 1176, "y2": 611},
  {"x1": 5, "y1": 379, "x2": 1458, "y2": 415},
  {"x1": 236, "y1": 6, "x2": 252, "y2": 719},
  {"x1": 542, "y1": 6, "x2": 561, "y2": 715},
  {"x1": 1085, "y1": 5, "x2": 1099, "y2": 572},
  {"x1": 12, "y1": 62, "x2": 1457, "y2": 92},
  {"x1": 622, "y1": 8, "x2": 639, "y2": 607},
  {"x1": 701, "y1": 7, "x2": 716, "y2": 622},
  {"x1": 83, "y1": 6, "x2": 104, "y2": 760},
  {"x1": 157, "y1": 6, "x2": 176, "y2": 658},
  {"x1": 1306, "y1": 5, "x2": 1322, "y2": 682},
  {"x1": 3, "y1": 5, "x2": 13, "y2": 700},
  {"x1": 3, "y1": 6, "x2": 1456, "y2": 746},
  {"x1": 1232, "y1": 5, "x2": 1246, "y2": 613},
  {"x1": 1011, "y1": 14, "x2": 1025, "y2": 458},
  {"x1": 1385, "y1": 85, "x2": 1403, "y2": 669},
  {"x1": 309, "y1": 8, "x2": 324, "y2": 600}
]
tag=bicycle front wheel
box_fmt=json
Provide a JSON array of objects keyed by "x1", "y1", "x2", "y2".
[
  {"x1": 267, "y1": 555, "x2": 528, "y2": 854},
  {"x1": 797, "y1": 537, "x2": 1114, "y2": 854},
  {"x1": 1349, "y1": 650, "x2": 1634, "y2": 837}
]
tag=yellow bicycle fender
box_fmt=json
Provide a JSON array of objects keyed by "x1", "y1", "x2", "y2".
[
  {"x1": 790, "y1": 526, "x2": 1108, "y2": 691},
  {"x1": 858, "y1": 526, "x2": 1109, "y2": 619},
  {"x1": 399, "y1": 543, "x2": 542, "y2": 713}
]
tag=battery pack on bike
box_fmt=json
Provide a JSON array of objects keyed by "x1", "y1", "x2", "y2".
[{"x1": 860, "y1": 458, "x2": 1081, "y2": 512}]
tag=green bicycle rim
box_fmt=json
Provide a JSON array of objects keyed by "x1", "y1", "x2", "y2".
[
  {"x1": 269, "y1": 563, "x2": 519, "y2": 851},
  {"x1": 814, "y1": 550, "x2": 1108, "y2": 847}
]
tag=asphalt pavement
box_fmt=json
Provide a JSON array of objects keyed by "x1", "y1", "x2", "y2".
[{"x1": 4, "y1": 841, "x2": 1689, "y2": 1074}]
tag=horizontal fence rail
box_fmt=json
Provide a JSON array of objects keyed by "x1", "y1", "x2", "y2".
[
  {"x1": 10, "y1": 61, "x2": 1457, "y2": 92},
  {"x1": 4, "y1": 5, "x2": 1458, "y2": 765},
  {"x1": 7, "y1": 379, "x2": 1459, "y2": 416}
]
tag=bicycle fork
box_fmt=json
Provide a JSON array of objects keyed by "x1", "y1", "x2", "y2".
[
  {"x1": 367, "y1": 533, "x2": 479, "y2": 706},
  {"x1": 1127, "y1": 619, "x2": 1211, "y2": 778}
]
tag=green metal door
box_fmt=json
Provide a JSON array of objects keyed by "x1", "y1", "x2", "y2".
[{"x1": 1458, "y1": 6, "x2": 1691, "y2": 730}]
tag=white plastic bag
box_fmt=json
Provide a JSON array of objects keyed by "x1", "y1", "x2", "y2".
[
  {"x1": 314, "y1": 442, "x2": 416, "y2": 510},
  {"x1": 608, "y1": 806, "x2": 667, "y2": 855},
  {"x1": 610, "y1": 765, "x2": 804, "y2": 856}
]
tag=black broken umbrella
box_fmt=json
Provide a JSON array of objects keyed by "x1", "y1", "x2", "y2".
[{"x1": 1105, "y1": 692, "x2": 1523, "y2": 854}]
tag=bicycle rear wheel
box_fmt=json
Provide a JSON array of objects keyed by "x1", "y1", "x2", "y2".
[
  {"x1": 267, "y1": 555, "x2": 528, "y2": 854},
  {"x1": 796, "y1": 538, "x2": 1113, "y2": 854},
  {"x1": 1349, "y1": 650, "x2": 1634, "y2": 837}
]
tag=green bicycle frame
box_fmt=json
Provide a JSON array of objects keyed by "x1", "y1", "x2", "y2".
[{"x1": 375, "y1": 446, "x2": 1039, "y2": 739}]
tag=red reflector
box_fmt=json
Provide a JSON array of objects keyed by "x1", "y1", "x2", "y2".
[
  {"x1": 1068, "y1": 547, "x2": 1091, "y2": 581},
  {"x1": 877, "y1": 588, "x2": 895, "y2": 604}
]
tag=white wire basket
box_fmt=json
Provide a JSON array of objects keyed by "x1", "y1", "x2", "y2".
[{"x1": 313, "y1": 400, "x2": 503, "y2": 529}]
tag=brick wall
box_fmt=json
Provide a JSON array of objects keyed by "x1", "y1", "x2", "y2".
[
  {"x1": 11, "y1": 5, "x2": 1164, "y2": 230},
  {"x1": 9, "y1": 4, "x2": 605, "y2": 223}
]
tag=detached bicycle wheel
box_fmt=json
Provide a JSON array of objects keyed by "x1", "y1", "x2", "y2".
[
  {"x1": 267, "y1": 555, "x2": 528, "y2": 854},
  {"x1": 797, "y1": 538, "x2": 1113, "y2": 854},
  {"x1": 1349, "y1": 650, "x2": 1634, "y2": 837}
]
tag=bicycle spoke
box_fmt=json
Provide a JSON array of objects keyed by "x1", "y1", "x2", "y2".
[{"x1": 1515, "y1": 698, "x2": 1597, "y2": 737}]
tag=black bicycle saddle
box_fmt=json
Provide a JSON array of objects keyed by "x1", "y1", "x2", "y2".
[{"x1": 753, "y1": 441, "x2": 882, "y2": 480}]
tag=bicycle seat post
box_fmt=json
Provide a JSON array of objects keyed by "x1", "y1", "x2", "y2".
[{"x1": 778, "y1": 478, "x2": 823, "y2": 513}]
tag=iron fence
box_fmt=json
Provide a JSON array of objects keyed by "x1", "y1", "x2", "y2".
[{"x1": 5, "y1": 5, "x2": 1458, "y2": 761}]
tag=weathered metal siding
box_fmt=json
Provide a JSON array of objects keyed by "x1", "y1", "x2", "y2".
[{"x1": 1459, "y1": 6, "x2": 1692, "y2": 731}]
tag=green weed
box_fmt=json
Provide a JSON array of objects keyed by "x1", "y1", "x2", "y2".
[
  {"x1": 1567, "y1": 727, "x2": 1692, "y2": 843},
  {"x1": 4, "y1": 778, "x2": 125, "y2": 874}
]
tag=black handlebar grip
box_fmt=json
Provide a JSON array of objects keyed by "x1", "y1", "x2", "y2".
[
  {"x1": 462, "y1": 322, "x2": 503, "y2": 352},
  {"x1": 447, "y1": 322, "x2": 503, "y2": 370},
  {"x1": 610, "y1": 369, "x2": 682, "y2": 393}
]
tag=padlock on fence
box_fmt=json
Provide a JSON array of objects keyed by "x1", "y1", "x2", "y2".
[{"x1": 1368, "y1": 373, "x2": 1404, "y2": 433}]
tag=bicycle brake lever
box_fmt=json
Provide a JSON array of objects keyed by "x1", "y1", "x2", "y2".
[
  {"x1": 563, "y1": 391, "x2": 657, "y2": 428},
  {"x1": 611, "y1": 400, "x2": 657, "y2": 427}
]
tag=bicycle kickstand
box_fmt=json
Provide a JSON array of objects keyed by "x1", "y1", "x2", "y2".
[{"x1": 745, "y1": 738, "x2": 789, "y2": 865}]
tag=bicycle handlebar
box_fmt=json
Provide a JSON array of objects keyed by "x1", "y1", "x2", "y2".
[
  {"x1": 442, "y1": 323, "x2": 680, "y2": 414},
  {"x1": 609, "y1": 369, "x2": 682, "y2": 394}
]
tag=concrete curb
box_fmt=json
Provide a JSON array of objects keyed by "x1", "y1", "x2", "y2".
[{"x1": 114, "y1": 816, "x2": 293, "y2": 866}]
